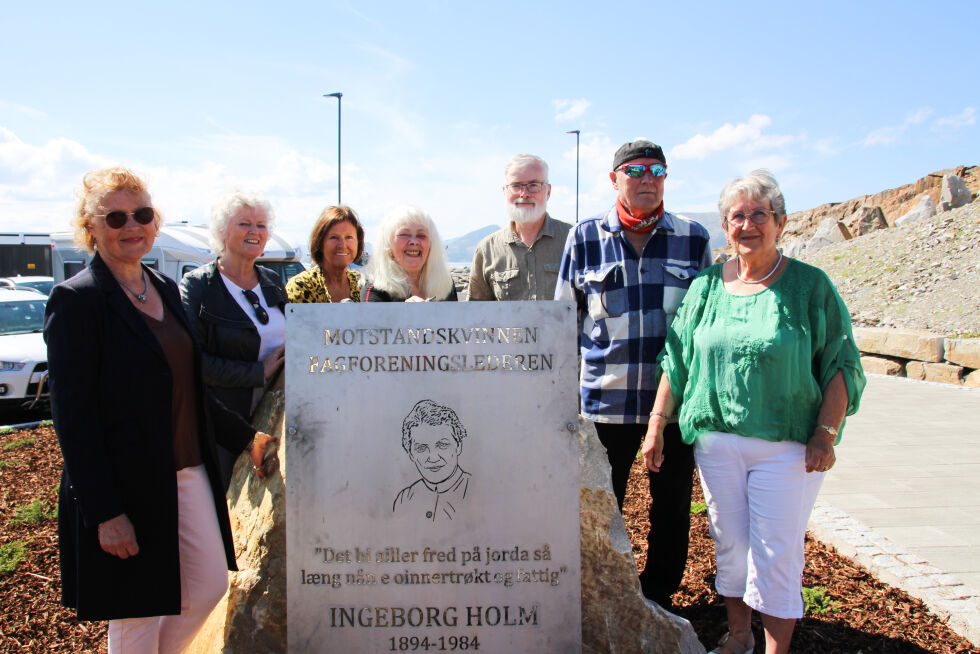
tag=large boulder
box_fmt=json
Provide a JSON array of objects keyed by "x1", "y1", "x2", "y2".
[
  {"x1": 895, "y1": 194, "x2": 936, "y2": 226},
  {"x1": 844, "y1": 206, "x2": 888, "y2": 237},
  {"x1": 805, "y1": 217, "x2": 851, "y2": 251},
  {"x1": 940, "y1": 174, "x2": 972, "y2": 211},
  {"x1": 191, "y1": 384, "x2": 706, "y2": 653},
  {"x1": 853, "y1": 327, "x2": 945, "y2": 362}
]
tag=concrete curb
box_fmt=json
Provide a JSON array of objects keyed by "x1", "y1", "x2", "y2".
[{"x1": 809, "y1": 500, "x2": 980, "y2": 648}]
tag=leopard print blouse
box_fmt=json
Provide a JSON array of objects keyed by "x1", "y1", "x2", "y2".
[{"x1": 285, "y1": 266, "x2": 361, "y2": 303}]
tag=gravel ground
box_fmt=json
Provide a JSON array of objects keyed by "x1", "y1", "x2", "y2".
[{"x1": 799, "y1": 199, "x2": 980, "y2": 337}]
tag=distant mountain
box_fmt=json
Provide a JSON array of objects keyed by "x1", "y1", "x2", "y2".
[
  {"x1": 444, "y1": 224, "x2": 499, "y2": 264},
  {"x1": 674, "y1": 211, "x2": 726, "y2": 250}
]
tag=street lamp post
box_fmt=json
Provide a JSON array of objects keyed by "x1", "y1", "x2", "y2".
[
  {"x1": 567, "y1": 130, "x2": 580, "y2": 222},
  {"x1": 324, "y1": 92, "x2": 343, "y2": 204}
]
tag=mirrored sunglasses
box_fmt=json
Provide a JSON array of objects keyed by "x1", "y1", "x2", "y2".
[
  {"x1": 98, "y1": 207, "x2": 156, "y2": 229},
  {"x1": 618, "y1": 163, "x2": 667, "y2": 178}
]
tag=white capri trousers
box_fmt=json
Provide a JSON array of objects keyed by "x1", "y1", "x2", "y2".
[
  {"x1": 695, "y1": 431, "x2": 824, "y2": 620},
  {"x1": 108, "y1": 464, "x2": 229, "y2": 654}
]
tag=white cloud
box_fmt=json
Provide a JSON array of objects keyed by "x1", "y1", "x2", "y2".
[
  {"x1": 671, "y1": 115, "x2": 795, "y2": 160},
  {"x1": 935, "y1": 107, "x2": 976, "y2": 129},
  {"x1": 863, "y1": 108, "x2": 932, "y2": 146},
  {"x1": 552, "y1": 99, "x2": 591, "y2": 122},
  {"x1": 0, "y1": 99, "x2": 46, "y2": 119}
]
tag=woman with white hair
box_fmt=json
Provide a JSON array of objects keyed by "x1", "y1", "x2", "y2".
[
  {"x1": 180, "y1": 191, "x2": 286, "y2": 490},
  {"x1": 642, "y1": 170, "x2": 865, "y2": 654},
  {"x1": 363, "y1": 206, "x2": 457, "y2": 302}
]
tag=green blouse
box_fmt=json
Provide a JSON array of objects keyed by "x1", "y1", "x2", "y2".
[{"x1": 660, "y1": 258, "x2": 865, "y2": 446}]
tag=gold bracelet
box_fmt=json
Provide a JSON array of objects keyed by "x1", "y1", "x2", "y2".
[{"x1": 816, "y1": 424, "x2": 839, "y2": 438}]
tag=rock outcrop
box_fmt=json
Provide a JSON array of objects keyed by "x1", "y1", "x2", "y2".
[
  {"x1": 782, "y1": 165, "x2": 978, "y2": 244},
  {"x1": 190, "y1": 383, "x2": 705, "y2": 653},
  {"x1": 894, "y1": 194, "x2": 936, "y2": 226},
  {"x1": 941, "y1": 174, "x2": 972, "y2": 211}
]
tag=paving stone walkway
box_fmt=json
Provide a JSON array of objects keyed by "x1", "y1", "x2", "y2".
[{"x1": 809, "y1": 374, "x2": 980, "y2": 647}]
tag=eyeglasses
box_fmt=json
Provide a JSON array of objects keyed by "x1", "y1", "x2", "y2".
[
  {"x1": 727, "y1": 210, "x2": 773, "y2": 226},
  {"x1": 617, "y1": 163, "x2": 667, "y2": 178},
  {"x1": 505, "y1": 182, "x2": 548, "y2": 194},
  {"x1": 242, "y1": 289, "x2": 269, "y2": 325},
  {"x1": 96, "y1": 207, "x2": 155, "y2": 229}
]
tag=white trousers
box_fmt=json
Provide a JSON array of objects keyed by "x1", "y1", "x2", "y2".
[
  {"x1": 695, "y1": 431, "x2": 824, "y2": 620},
  {"x1": 108, "y1": 465, "x2": 229, "y2": 654}
]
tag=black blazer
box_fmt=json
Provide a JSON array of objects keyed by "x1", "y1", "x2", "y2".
[
  {"x1": 178, "y1": 259, "x2": 287, "y2": 422},
  {"x1": 44, "y1": 254, "x2": 253, "y2": 621}
]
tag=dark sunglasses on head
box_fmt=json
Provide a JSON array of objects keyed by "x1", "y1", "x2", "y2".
[
  {"x1": 97, "y1": 207, "x2": 155, "y2": 229},
  {"x1": 617, "y1": 163, "x2": 667, "y2": 178},
  {"x1": 242, "y1": 289, "x2": 269, "y2": 325}
]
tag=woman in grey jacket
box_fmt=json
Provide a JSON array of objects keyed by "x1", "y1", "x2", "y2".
[{"x1": 180, "y1": 192, "x2": 287, "y2": 489}]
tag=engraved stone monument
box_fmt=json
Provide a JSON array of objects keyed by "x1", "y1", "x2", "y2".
[{"x1": 286, "y1": 302, "x2": 581, "y2": 653}]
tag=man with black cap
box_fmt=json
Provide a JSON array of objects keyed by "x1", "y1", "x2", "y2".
[{"x1": 556, "y1": 139, "x2": 711, "y2": 609}]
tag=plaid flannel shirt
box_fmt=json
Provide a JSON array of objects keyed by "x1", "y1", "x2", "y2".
[{"x1": 555, "y1": 206, "x2": 712, "y2": 424}]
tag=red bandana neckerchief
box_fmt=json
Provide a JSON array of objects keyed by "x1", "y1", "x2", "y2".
[{"x1": 616, "y1": 197, "x2": 663, "y2": 232}]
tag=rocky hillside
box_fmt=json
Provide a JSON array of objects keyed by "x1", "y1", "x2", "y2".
[{"x1": 800, "y1": 197, "x2": 980, "y2": 338}]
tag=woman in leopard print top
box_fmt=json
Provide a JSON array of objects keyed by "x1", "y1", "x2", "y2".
[{"x1": 286, "y1": 206, "x2": 365, "y2": 303}]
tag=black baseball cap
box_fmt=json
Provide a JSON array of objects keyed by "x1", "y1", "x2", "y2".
[{"x1": 612, "y1": 139, "x2": 666, "y2": 170}]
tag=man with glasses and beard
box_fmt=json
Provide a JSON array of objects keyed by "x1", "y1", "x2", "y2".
[
  {"x1": 467, "y1": 154, "x2": 571, "y2": 301},
  {"x1": 556, "y1": 139, "x2": 711, "y2": 611}
]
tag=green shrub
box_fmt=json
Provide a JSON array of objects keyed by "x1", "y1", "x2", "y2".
[
  {"x1": 12, "y1": 498, "x2": 56, "y2": 525},
  {"x1": 802, "y1": 586, "x2": 839, "y2": 615},
  {"x1": 1, "y1": 438, "x2": 37, "y2": 452},
  {"x1": 39, "y1": 420, "x2": 53, "y2": 427},
  {"x1": 0, "y1": 541, "x2": 27, "y2": 574},
  {"x1": 690, "y1": 502, "x2": 707, "y2": 514}
]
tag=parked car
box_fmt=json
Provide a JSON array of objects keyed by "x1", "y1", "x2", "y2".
[
  {"x1": 0, "y1": 288, "x2": 49, "y2": 410},
  {"x1": 0, "y1": 275, "x2": 54, "y2": 296}
]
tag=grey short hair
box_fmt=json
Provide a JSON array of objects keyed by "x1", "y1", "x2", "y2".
[
  {"x1": 209, "y1": 191, "x2": 275, "y2": 255},
  {"x1": 401, "y1": 399, "x2": 466, "y2": 454},
  {"x1": 503, "y1": 154, "x2": 549, "y2": 182},
  {"x1": 364, "y1": 206, "x2": 453, "y2": 300},
  {"x1": 718, "y1": 169, "x2": 786, "y2": 223}
]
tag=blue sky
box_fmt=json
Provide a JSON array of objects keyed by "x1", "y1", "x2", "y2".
[{"x1": 1, "y1": 1, "x2": 977, "y2": 247}]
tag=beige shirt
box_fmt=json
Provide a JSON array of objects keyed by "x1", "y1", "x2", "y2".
[{"x1": 468, "y1": 214, "x2": 572, "y2": 301}]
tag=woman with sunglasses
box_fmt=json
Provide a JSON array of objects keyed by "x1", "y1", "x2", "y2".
[
  {"x1": 179, "y1": 191, "x2": 286, "y2": 490},
  {"x1": 285, "y1": 205, "x2": 365, "y2": 303},
  {"x1": 641, "y1": 170, "x2": 865, "y2": 654},
  {"x1": 363, "y1": 206, "x2": 457, "y2": 302},
  {"x1": 44, "y1": 167, "x2": 274, "y2": 653}
]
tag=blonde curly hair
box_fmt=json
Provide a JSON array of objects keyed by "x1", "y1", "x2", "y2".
[{"x1": 72, "y1": 167, "x2": 160, "y2": 254}]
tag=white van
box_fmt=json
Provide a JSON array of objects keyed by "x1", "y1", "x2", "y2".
[{"x1": 51, "y1": 222, "x2": 305, "y2": 286}]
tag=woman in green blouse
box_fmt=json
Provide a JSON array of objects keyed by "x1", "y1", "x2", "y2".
[
  {"x1": 286, "y1": 206, "x2": 364, "y2": 304},
  {"x1": 642, "y1": 170, "x2": 865, "y2": 654}
]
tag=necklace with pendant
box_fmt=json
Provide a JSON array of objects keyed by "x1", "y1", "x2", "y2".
[{"x1": 117, "y1": 269, "x2": 149, "y2": 303}]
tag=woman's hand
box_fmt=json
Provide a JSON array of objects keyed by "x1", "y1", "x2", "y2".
[
  {"x1": 250, "y1": 431, "x2": 278, "y2": 478},
  {"x1": 805, "y1": 430, "x2": 836, "y2": 473},
  {"x1": 262, "y1": 345, "x2": 285, "y2": 381},
  {"x1": 98, "y1": 514, "x2": 139, "y2": 559},
  {"x1": 405, "y1": 295, "x2": 426, "y2": 302},
  {"x1": 642, "y1": 420, "x2": 667, "y2": 473}
]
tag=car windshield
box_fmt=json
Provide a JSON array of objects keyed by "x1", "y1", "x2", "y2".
[
  {"x1": 18, "y1": 280, "x2": 54, "y2": 295},
  {"x1": 0, "y1": 299, "x2": 47, "y2": 335}
]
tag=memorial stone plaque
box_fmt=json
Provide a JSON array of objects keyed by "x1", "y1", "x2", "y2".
[{"x1": 286, "y1": 301, "x2": 582, "y2": 653}]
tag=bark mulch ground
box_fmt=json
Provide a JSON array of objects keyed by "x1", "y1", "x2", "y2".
[
  {"x1": 1, "y1": 425, "x2": 977, "y2": 653},
  {"x1": 624, "y1": 457, "x2": 979, "y2": 653}
]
